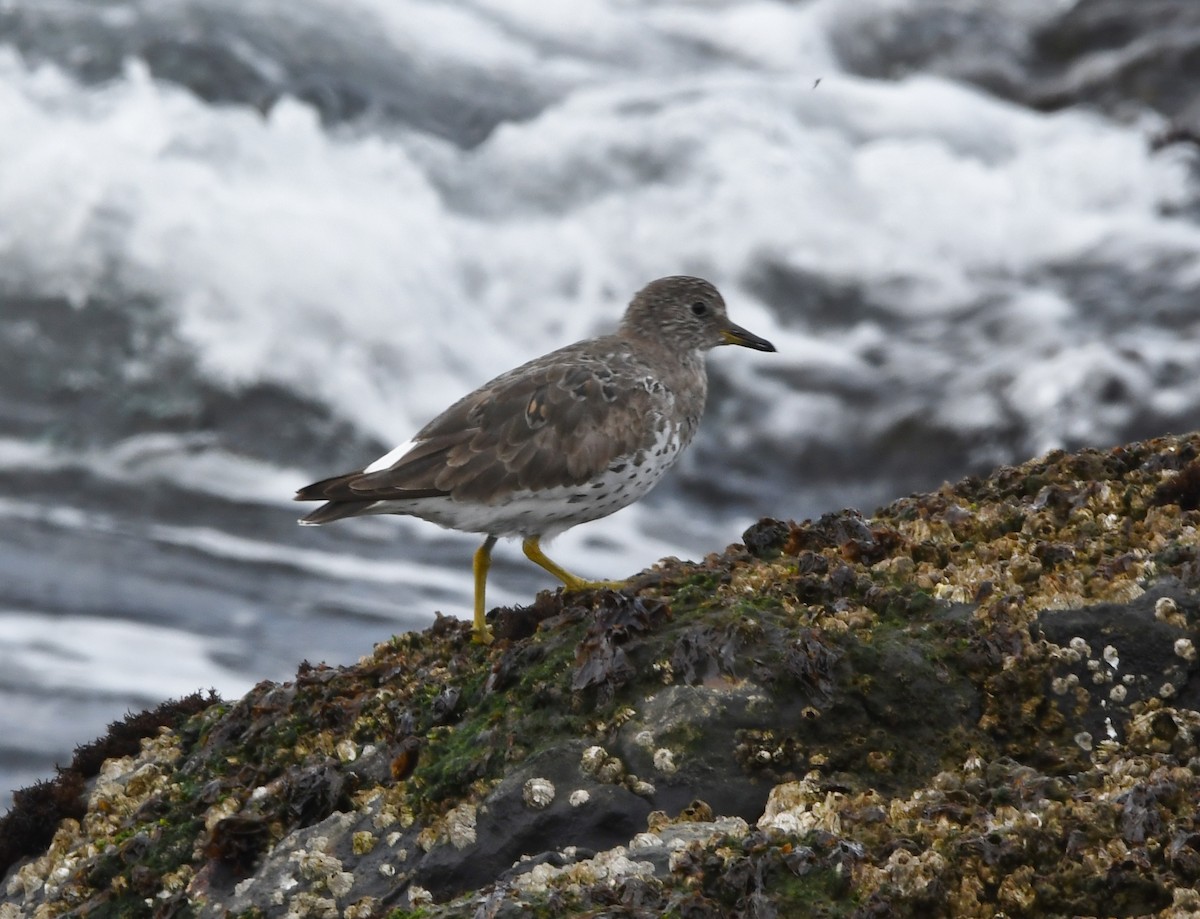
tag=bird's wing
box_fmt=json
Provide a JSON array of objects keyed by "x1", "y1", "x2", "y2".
[{"x1": 300, "y1": 343, "x2": 665, "y2": 506}]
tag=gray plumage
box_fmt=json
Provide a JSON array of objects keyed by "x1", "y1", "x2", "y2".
[
  {"x1": 296, "y1": 276, "x2": 773, "y2": 532},
  {"x1": 295, "y1": 276, "x2": 775, "y2": 642}
]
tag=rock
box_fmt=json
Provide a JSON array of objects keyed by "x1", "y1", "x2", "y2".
[
  {"x1": 1027, "y1": 0, "x2": 1200, "y2": 130},
  {"x1": 5, "y1": 431, "x2": 1200, "y2": 917},
  {"x1": 830, "y1": 0, "x2": 1200, "y2": 146}
]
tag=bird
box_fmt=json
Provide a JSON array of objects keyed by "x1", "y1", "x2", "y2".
[{"x1": 295, "y1": 276, "x2": 776, "y2": 644}]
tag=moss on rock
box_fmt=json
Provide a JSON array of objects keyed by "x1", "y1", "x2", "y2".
[{"x1": 4, "y1": 432, "x2": 1200, "y2": 917}]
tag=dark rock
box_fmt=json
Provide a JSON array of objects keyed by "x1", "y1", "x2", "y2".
[
  {"x1": 8, "y1": 433, "x2": 1200, "y2": 917},
  {"x1": 742, "y1": 518, "x2": 791, "y2": 559}
]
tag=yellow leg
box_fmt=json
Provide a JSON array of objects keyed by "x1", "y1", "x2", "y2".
[
  {"x1": 472, "y1": 536, "x2": 497, "y2": 644},
  {"x1": 521, "y1": 536, "x2": 623, "y2": 592}
]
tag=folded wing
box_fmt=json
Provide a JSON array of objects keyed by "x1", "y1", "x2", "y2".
[{"x1": 295, "y1": 345, "x2": 662, "y2": 521}]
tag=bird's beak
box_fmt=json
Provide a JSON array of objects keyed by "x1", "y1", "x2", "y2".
[{"x1": 721, "y1": 321, "x2": 776, "y2": 352}]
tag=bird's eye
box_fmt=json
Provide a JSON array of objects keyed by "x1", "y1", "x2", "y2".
[{"x1": 690, "y1": 301, "x2": 708, "y2": 316}]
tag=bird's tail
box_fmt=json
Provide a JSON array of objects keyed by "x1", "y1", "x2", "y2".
[
  {"x1": 295, "y1": 471, "x2": 377, "y2": 525},
  {"x1": 297, "y1": 499, "x2": 378, "y2": 525}
]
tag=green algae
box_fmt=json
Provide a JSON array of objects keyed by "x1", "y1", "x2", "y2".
[{"x1": 767, "y1": 868, "x2": 858, "y2": 918}]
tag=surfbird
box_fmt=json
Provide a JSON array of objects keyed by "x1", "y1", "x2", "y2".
[{"x1": 295, "y1": 276, "x2": 775, "y2": 643}]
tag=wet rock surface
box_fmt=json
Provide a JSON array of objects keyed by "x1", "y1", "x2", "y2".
[
  {"x1": 1025, "y1": 0, "x2": 1200, "y2": 130},
  {"x1": 5, "y1": 431, "x2": 1200, "y2": 917},
  {"x1": 834, "y1": 0, "x2": 1200, "y2": 143}
]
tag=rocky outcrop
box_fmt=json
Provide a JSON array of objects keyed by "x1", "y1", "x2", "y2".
[
  {"x1": 5, "y1": 432, "x2": 1200, "y2": 917},
  {"x1": 832, "y1": 0, "x2": 1200, "y2": 148}
]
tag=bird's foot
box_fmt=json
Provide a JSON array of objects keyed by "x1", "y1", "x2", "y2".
[
  {"x1": 472, "y1": 624, "x2": 494, "y2": 645},
  {"x1": 523, "y1": 537, "x2": 624, "y2": 593}
]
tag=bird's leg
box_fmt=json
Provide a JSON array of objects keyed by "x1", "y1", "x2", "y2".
[
  {"x1": 472, "y1": 535, "x2": 498, "y2": 644},
  {"x1": 521, "y1": 536, "x2": 624, "y2": 592}
]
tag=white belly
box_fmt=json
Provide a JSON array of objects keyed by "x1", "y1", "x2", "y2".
[{"x1": 367, "y1": 426, "x2": 687, "y2": 538}]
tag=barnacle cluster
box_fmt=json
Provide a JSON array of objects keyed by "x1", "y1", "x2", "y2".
[{"x1": 4, "y1": 433, "x2": 1200, "y2": 917}]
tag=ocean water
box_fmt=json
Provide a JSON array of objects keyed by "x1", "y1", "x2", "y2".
[{"x1": 1, "y1": 0, "x2": 1199, "y2": 808}]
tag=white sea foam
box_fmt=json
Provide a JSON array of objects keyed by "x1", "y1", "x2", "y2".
[
  {"x1": 0, "y1": 433, "x2": 308, "y2": 508},
  {"x1": 0, "y1": 609, "x2": 250, "y2": 699},
  {"x1": 0, "y1": 10, "x2": 1195, "y2": 610},
  {"x1": 146, "y1": 520, "x2": 472, "y2": 593},
  {"x1": 1, "y1": 30, "x2": 1196, "y2": 466},
  {"x1": 0, "y1": 1, "x2": 1195, "y2": 616}
]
